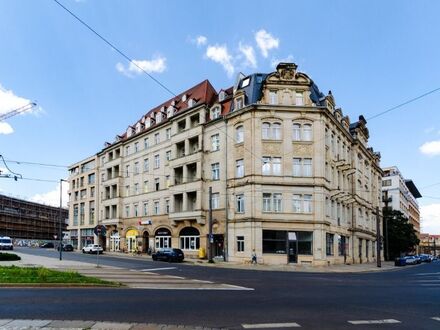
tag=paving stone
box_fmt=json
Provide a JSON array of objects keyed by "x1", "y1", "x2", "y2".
[
  {"x1": 6, "y1": 319, "x2": 51, "y2": 327},
  {"x1": 45, "y1": 320, "x2": 95, "y2": 328},
  {"x1": 0, "y1": 320, "x2": 13, "y2": 326},
  {"x1": 91, "y1": 321, "x2": 134, "y2": 329}
]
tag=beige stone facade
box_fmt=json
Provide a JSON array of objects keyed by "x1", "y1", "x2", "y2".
[{"x1": 68, "y1": 63, "x2": 383, "y2": 265}]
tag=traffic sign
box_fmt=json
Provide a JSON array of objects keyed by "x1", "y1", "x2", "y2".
[{"x1": 94, "y1": 225, "x2": 106, "y2": 237}]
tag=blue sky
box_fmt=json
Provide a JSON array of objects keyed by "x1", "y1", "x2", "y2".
[{"x1": 1, "y1": 0, "x2": 439, "y2": 233}]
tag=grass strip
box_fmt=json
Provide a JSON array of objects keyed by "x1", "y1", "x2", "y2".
[{"x1": 0, "y1": 266, "x2": 121, "y2": 286}]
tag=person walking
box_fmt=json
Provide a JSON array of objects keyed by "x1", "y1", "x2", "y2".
[{"x1": 251, "y1": 249, "x2": 257, "y2": 264}]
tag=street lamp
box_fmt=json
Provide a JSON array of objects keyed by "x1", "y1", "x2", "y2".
[{"x1": 59, "y1": 179, "x2": 67, "y2": 261}]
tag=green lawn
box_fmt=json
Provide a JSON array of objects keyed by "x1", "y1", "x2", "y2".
[{"x1": 0, "y1": 266, "x2": 120, "y2": 286}]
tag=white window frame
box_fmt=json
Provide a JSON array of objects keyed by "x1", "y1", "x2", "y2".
[
  {"x1": 211, "y1": 193, "x2": 220, "y2": 209},
  {"x1": 236, "y1": 159, "x2": 244, "y2": 178},
  {"x1": 236, "y1": 125, "x2": 244, "y2": 143},
  {"x1": 211, "y1": 163, "x2": 220, "y2": 180},
  {"x1": 236, "y1": 194, "x2": 245, "y2": 213},
  {"x1": 154, "y1": 154, "x2": 160, "y2": 169},
  {"x1": 211, "y1": 134, "x2": 220, "y2": 151}
]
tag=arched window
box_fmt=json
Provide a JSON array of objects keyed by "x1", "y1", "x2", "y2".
[
  {"x1": 303, "y1": 124, "x2": 312, "y2": 141},
  {"x1": 236, "y1": 125, "x2": 244, "y2": 143},
  {"x1": 179, "y1": 227, "x2": 200, "y2": 251},
  {"x1": 272, "y1": 123, "x2": 282, "y2": 140},
  {"x1": 262, "y1": 122, "x2": 271, "y2": 139},
  {"x1": 155, "y1": 228, "x2": 171, "y2": 249},
  {"x1": 292, "y1": 123, "x2": 301, "y2": 141}
]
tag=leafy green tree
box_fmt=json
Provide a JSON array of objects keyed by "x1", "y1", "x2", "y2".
[{"x1": 383, "y1": 209, "x2": 420, "y2": 260}]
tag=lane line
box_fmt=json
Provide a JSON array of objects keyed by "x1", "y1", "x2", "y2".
[
  {"x1": 348, "y1": 319, "x2": 401, "y2": 325},
  {"x1": 242, "y1": 322, "x2": 301, "y2": 328},
  {"x1": 431, "y1": 317, "x2": 440, "y2": 322},
  {"x1": 139, "y1": 267, "x2": 177, "y2": 272},
  {"x1": 415, "y1": 272, "x2": 440, "y2": 276}
]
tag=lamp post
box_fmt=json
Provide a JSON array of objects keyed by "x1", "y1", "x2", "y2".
[{"x1": 59, "y1": 179, "x2": 67, "y2": 261}]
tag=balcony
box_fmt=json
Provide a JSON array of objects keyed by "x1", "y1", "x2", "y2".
[
  {"x1": 169, "y1": 210, "x2": 205, "y2": 224},
  {"x1": 101, "y1": 218, "x2": 121, "y2": 226}
]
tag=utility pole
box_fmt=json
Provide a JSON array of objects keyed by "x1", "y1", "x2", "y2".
[
  {"x1": 59, "y1": 179, "x2": 64, "y2": 261},
  {"x1": 376, "y1": 206, "x2": 381, "y2": 268},
  {"x1": 208, "y1": 187, "x2": 214, "y2": 263},
  {"x1": 382, "y1": 191, "x2": 391, "y2": 261}
]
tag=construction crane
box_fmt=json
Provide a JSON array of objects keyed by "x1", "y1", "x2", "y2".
[{"x1": 0, "y1": 102, "x2": 37, "y2": 121}]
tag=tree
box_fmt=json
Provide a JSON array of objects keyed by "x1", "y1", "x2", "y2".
[{"x1": 383, "y1": 209, "x2": 420, "y2": 260}]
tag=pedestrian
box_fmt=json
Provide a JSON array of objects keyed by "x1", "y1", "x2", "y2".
[{"x1": 251, "y1": 249, "x2": 257, "y2": 264}]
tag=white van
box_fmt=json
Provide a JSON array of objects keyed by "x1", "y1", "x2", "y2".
[{"x1": 0, "y1": 236, "x2": 13, "y2": 250}]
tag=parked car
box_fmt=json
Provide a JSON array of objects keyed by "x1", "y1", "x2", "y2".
[
  {"x1": 419, "y1": 254, "x2": 432, "y2": 263},
  {"x1": 57, "y1": 243, "x2": 74, "y2": 252},
  {"x1": 404, "y1": 256, "x2": 418, "y2": 265},
  {"x1": 82, "y1": 244, "x2": 103, "y2": 254},
  {"x1": 0, "y1": 236, "x2": 13, "y2": 250},
  {"x1": 152, "y1": 248, "x2": 184, "y2": 262},
  {"x1": 39, "y1": 242, "x2": 54, "y2": 248}
]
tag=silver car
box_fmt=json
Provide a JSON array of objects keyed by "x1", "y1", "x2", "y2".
[{"x1": 82, "y1": 244, "x2": 103, "y2": 254}]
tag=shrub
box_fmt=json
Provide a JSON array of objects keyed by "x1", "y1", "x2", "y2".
[{"x1": 0, "y1": 253, "x2": 21, "y2": 261}]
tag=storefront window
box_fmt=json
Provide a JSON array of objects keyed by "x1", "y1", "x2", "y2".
[
  {"x1": 262, "y1": 230, "x2": 287, "y2": 254},
  {"x1": 155, "y1": 228, "x2": 171, "y2": 249},
  {"x1": 297, "y1": 231, "x2": 313, "y2": 255},
  {"x1": 179, "y1": 227, "x2": 200, "y2": 251}
]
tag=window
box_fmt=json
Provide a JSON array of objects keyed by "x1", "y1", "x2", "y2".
[
  {"x1": 154, "y1": 154, "x2": 160, "y2": 169},
  {"x1": 236, "y1": 159, "x2": 244, "y2": 178},
  {"x1": 382, "y1": 179, "x2": 392, "y2": 187},
  {"x1": 237, "y1": 236, "x2": 244, "y2": 252},
  {"x1": 297, "y1": 231, "x2": 313, "y2": 255},
  {"x1": 125, "y1": 205, "x2": 130, "y2": 217},
  {"x1": 155, "y1": 178, "x2": 160, "y2": 191},
  {"x1": 241, "y1": 77, "x2": 250, "y2": 88},
  {"x1": 179, "y1": 227, "x2": 200, "y2": 251},
  {"x1": 143, "y1": 158, "x2": 149, "y2": 172},
  {"x1": 211, "y1": 193, "x2": 220, "y2": 209},
  {"x1": 134, "y1": 183, "x2": 139, "y2": 195},
  {"x1": 165, "y1": 199, "x2": 170, "y2": 214},
  {"x1": 125, "y1": 165, "x2": 130, "y2": 177},
  {"x1": 166, "y1": 150, "x2": 171, "y2": 161},
  {"x1": 143, "y1": 180, "x2": 149, "y2": 193},
  {"x1": 210, "y1": 106, "x2": 221, "y2": 120},
  {"x1": 263, "y1": 193, "x2": 282, "y2": 212},
  {"x1": 293, "y1": 158, "x2": 312, "y2": 177},
  {"x1": 292, "y1": 194, "x2": 313, "y2": 213},
  {"x1": 338, "y1": 236, "x2": 348, "y2": 256},
  {"x1": 236, "y1": 194, "x2": 245, "y2": 213},
  {"x1": 235, "y1": 97, "x2": 244, "y2": 110},
  {"x1": 134, "y1": 203, "x2": 139, "y2": 217},
  {"x1": 155, "y1": 228, "x2": 171, "y2": 249},
  {"x1": 295, "y1": 91, "x2": 304, "y2": 106},
  {"x1": 292, "y1": 124, "x2": 301, "y2": 141},
  {"x1": 262, "y1": 122, "x2": 282, "y2": 140},
  {"x1": 125, "y1": 185, "x2": 130, "y2": 197},
  {"x1": 154, "y1": 201, "x2": 159, "y2": 215},
  {"x1": 154, "y1": 133, "x2": 160, "y2": 144},
  {"x1": 262, "y1": 230, "x2": 287, "y2": 254},
  {"x1": 236, "y1": 125, "x2": 244, "y2": 143},
  {"x1": 326, "y1": 233, "x2": 334, "y2": 256},
  {"x1": 134, "y1": 142, "x2": 139, "y2": 153},
  {"x1": 143, "y1": 202, "x2": 149, "y2": 216},
  {"x1": 134, "y1": 162, "x2": 139, "y2": 175},
  {"x1": 303, "y1": 124, "x2": 312, "y2": 141},
  {"x1": 211, "y1": 134, "x2": 220, "y2": 151},
  {"x1": 269, "y1": 91, "x2": 278, "y2": 105},
  {"x1": 166, "y1": 128, "x2": 171, "y2": 140},
  {"x1": 211, "y1": 163, "x2": 220, "y2": 180},
  {"x1": 125, "y1": 145, "x2": 130, "y2": 156},
  {"x1": 166, "y1": 175, "x2": 170, "y2": 188},
  {"x1": 262, "y1": 157, "x2": 282, "y2": 175},
  {"x1": 144, "y1": 138, "x2": 149, "y2": 149}
]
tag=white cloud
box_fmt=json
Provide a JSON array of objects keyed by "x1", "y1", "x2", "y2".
[
  {"x1": 271, "y1": 54, "x2": 294, "y2": 68},
  {"x1": 238, "y1": 43, "x2": 257, "y2": 68},
  {"x1": 0, "y1": 122, "x2": 13, "y2": 135},
  {"x1": 196, "y1": 35, "x2": 207, "y2": 47},
  {"x1": 255, "y1": 29, "x2": 279, "y2": 58},
  {"x1": 419, "y1": 140, "x2": 440, "y2": 156},
  {"x1": 30, "y1": 181, "x2": 69, "y2": 208},
  {"x1": 421, "y1": 203, "x2": 440, "y2": 234},
  {"x1": 206, "y1": 44, "x2": 235, "y2": 77},
  {"x1": 116, "y1": 56, "x2": 167, "y2": 77}
]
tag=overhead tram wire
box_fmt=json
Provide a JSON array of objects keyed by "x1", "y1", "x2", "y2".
[
  {"x1": 4, "y1": 159, "x2": 68, "y2": 169},
  {"x1": 52, "y1": 0, "x2": 176, "y2": 98}
]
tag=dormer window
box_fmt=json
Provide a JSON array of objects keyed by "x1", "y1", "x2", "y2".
[
  {"x1": 126, "y1": 127, "x2": 135, "y2": 138},
  {"x1": 235, "y1": 97, "x2": 244, "y2": 110},
  {"x1": 219, "y1": 91, "x2": 226, "y2": 102},
  {"x1": 241, "y1": 77, "x2": 250, "y2": 88},
  {"x1": 187, "y1": 98, "x2": 195, "y2": 108},
  {"x1": 295, "y1": 91, "x2": 304, "y2": 106},
  {"x1": 155, "y1": 112, "x2": 162, "y2": 124},
  {"x1": 210, "y1": 106, "x2": 221, "y2": 120},
  {"x1": 182, "y1": 94, "x2": 187, "y2": 102},
  {"x1": 167, "y1": 106, "x2": 175, "y2": 118},
  {"x1": 269, "y1": 91, "x2": 278, "y2": 105}
]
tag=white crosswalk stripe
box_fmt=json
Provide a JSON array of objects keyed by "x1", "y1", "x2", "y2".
[
  {"x1": 348, "y1": 319, "x2": 401, "y2": 325},
  {"x1": 242, "y1": 322, "x2": 301, "y2": 328},
  {"x1": 432, "y1": 317, "x2": 440, "y2": 322}
]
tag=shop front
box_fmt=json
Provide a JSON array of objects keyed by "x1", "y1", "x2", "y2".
[
  {"x1": 155, "y1": 228, "x2": 171, "y2": 250},
  {"x1": 110, "y1": 230, "x2": 120, "y2": 252},
  {"x1": 126, "y1": 229, "x2": 139, "y2": 253}
]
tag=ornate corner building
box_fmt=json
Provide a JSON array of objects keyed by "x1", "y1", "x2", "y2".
[{"x1": 67, "y1": 63, "x2": 383, "y2": 265}]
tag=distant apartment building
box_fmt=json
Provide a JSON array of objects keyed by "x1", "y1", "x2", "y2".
[
  {"x1": 67, "y1": 156, "x2": 98, "y2": 249},
  {"x1": 382, "y1": 167, "x2": 422, "y2": 236},
  {"x1": 0, "y1": 194, "x2": 68, "y2": 240},
  {"x1": 68, "y1": 63, "x2": 383, "y2": 265},
  {"x1": 419, "y1": 233, "x2": 439, "y2": 256}
]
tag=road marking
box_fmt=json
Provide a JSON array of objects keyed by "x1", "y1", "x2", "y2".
[
  {"x1": 242, "y1": 322, "x2": 301, "y2": 328},
  {"x1": 415, "y1": 272, "x2": 440, "y2": 276},
  {"x1": 348, "y1": 319, "x2": 401, "y2": 325},
  {"x1": 431, "y1": 317, "x2": 440, "y2": 322},
  {"x1": 139, "y1": 267, "x2": 177, "y2": 272}
]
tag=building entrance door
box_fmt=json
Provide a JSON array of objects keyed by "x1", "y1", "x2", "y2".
[{"x1": 288, "y1": 232, "x2": 298, "y2": 263}]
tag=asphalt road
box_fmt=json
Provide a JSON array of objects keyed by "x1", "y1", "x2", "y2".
[{"x1": 1, "y1": 248, "x2": 439, "y2": 329}]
